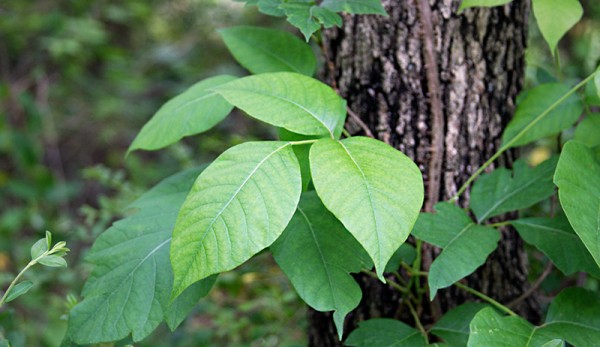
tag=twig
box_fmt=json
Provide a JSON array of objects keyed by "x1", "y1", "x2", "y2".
[
  {"x1": 508, "y1": 261, "x2": 553, "y2": 308},
  {"x1": 347, "y1": 107, "x2": 375, "y2": 138},
  {"x1": 454, "y1": 281, "x2": 518, "y2": 316},
  {"x1": 407, "y1": 300, "x2": 429, "y2": 344},
  {"x1": 416, "y1": 0, "x2": 444, "y2": 213}
]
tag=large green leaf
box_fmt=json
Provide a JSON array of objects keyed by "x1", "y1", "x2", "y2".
[
  {"x1": 270, "y1": 192, "x2": 371, "y2": 339},
  {"x1": 458, "y1": 0, "x2": 513, "y2": 11},
  {"x1": 532, "y1": 0, "x2": 583, "y2": 54},
  {"x1": 470, "y1": 158, "x2": 557, "y2": 223},
  {"x1": 345, "y1": 318, "x2": 429, "y2": 347},
  {"x1": 170, "y1": 141, "x2": 302, "y2": 298},
  {"x1": 430, "y1": 302, "x2": 489, "y2": 346},
  {"x1": 412, "y1": 203, "x2": 500, "y2": 299},
  {"x1": 502, "y1": 83, "x2": 583, "y2": 148},
  {"x1": 512, "y1": 217, "x2": 600, "y2": 277},
  {"x1": 310, "y1": 137, "x2": 424, "y2": 279},
  {"x1": 574, "y1": 113, "x2": 600, "y2": 148},
  {"x1": 467, "y1": 308, "x2": 554, "y2": 347},
  {"x1": 540, "y1": 287, "x2": 600, "y2": 346},
  {"x1": 128, "y1": 75, "x2": 236, "y2": 153},
  {"x1": 468, "y1": 288, "x2": 600, "y2": 346},
  {"x1": 554, "y1": 141, "x2": 600, "y2": 268},
  {"x1": 213, "y1": 72, "x2": 346, "y2": 138},
  {"x1": 219, "y1": 26, "x2": 316, "y2": 76},
  {"x1": 320, "y1": 0, "x2": 387, "y2": 15},
  {"x1": 67, "y1": 168, "x2": 216, "y2": 344}
]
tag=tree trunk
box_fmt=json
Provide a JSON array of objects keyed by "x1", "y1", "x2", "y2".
[{"x1": 309, "y1": 0, "x2": 540, "y2": 345}]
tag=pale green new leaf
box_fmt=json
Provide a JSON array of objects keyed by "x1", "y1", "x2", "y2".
[
  {"x1": 412, "y1": 203, "x2": 500, "y2": 299},
  {"x1": 171, "y1": 141, "x2": 301, "y2": 298},
  {"x1": 310, "y1": 137, "x2": 424, "y2": 279},
  {"x1": 470, "y1": 157, "x2": 557, "y2": 223},
  {"x1": 532, "y1": 0, "x2": 583, "y2": 54},
  {"x1": 430, "y1": 302, "x2": 489, "y2": 346},
  {"x1": 128, "y1": 75, "x2": 236, "y2": 152},
  {"x1": 554, "y1": 141, "x2": 600, "y2": 268},
  {"x1": 574, "y1": 113, "x2": 600, "y2": 148},
  {"x1": 219, "y1": 26, "x2": 316, "y2": 76},
  {"x1": 5, "y1": 281, "x2": 34, "y2": 303},
  {"x1": 38, "y1": 255, "x2": 67, "y2": 267},
  {"x1": 320, "y1": 0, "x2": 387, "y2": 15},
  {"x1": 213, "y1": 72, "x2": 346, "y2": 138},
  {"x1": 512, "y1": 217, "x2": 600, "y2": 277},
  {"x1": 459, "y1": 0, "x2": 513, "y2": 11},
  {"x1": 502, "y1": 83, "x2": 583, "y2": 148},
  {"x1": 541, "y1": 340, "x2": 564, "y2": 347},
  {"x1": 346, "y1": 318, "x2": 428, "y2": 347},
  {"x1": 30, "y1": 237, "x2": 47, "y2": 259},
  {"x1": 67, "y1": 168, "x2": 216, "y2": 344},
  {"x1": 270, "y1": 192, "x2": 371, "y2": 339}
]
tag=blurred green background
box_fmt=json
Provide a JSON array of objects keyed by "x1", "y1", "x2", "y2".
[{"x1": 0, "y1": 0, "x2": 598, "y2": 346}]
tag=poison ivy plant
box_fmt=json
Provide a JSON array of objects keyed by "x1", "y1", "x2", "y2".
[
  {"x1": 430, "y1": 302, "x2": 489, "y2": 346},
  {"x1": 554, "y1": 141, "x2": 600, "y2": 268},
  {"x1": 468, "y1": 288, "x2": 600, "y2": 346},
  {"x1": 470, "y1": 157, "x2": 557, "y2": 223},
  {"x1": 270, "y1": 191, "x2": 372, "y2": 338},
  {"x1": 512, "y1": 216, "x2": 600, "y2": 277},
  {"x1": 345, "y1": 318, "x2": 429, "y2": 347},
  {"x1": 310, "y1": 136, "x2": 424, "y2": 279},
  {"x1": 412, "y1": 203, "x2": 500, "y2": 299},
  {"x1": 67, "y1": 168, "x2": 216, "y2": 344}
]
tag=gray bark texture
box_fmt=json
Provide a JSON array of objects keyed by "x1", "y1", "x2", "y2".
[{"x1": 309, "y1": 0, "x2": 540, "y2": 345}]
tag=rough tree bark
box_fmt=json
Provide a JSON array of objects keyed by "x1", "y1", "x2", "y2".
[{"x1": 309, "y1": 0, "x2": 540, "y2": 345}]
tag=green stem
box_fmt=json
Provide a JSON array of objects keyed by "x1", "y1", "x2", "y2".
[
  {"x1": 487, "y1": 220, "x2": 514, "y2": 228},
  {"x1": 289, "y1": 139, "x2": 319, "y2": 146},
  {"x1": 0, "y1": 256, "x2": 41, "y2": 308},
  {"x1": 454, "y1": 281, "x2": 517, "y2": 317},
  {"x1": 406, "y1": 299, "x2": 428, "y2": 344},
  {"x1": 361, "y1": 270, "x2": 408, "y2": 293},
  {"x1": 450, "y1": 71, "x2": 599, "y2": 202},
  {"x1": 341, "y1": 128, "x2": 352, "y2": 138}
]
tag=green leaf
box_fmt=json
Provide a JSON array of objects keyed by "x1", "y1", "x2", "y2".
[
  {"x1": 430, "y1": 302, "x2": 489, "y2": 346},
  {"x1": 512, "y1": 217, "x2": 600, "y2": 277},
  {"x1": 574, "y1": 113, "x2": 600, "y2": 148},
  {"x1": 320, "y1": 0, "x2": 387, "y2": 15},
  {"x1": 214, "y1": 72, "x2": 346, "y2": 138},
  {"x1": 458, "y1": 0, "x2": 513, "y2": 11},
  {"x1": 467, "y1": 308, "x2": 554, "y2": 347},
  {"x1": 502, "y1": 83, "x2": 583, "y2": 148},
  {"x1": 469, "y1": 288, "x2": 600, "y2": 346},
  {"x1": 270, "y1": 192, "x2": 371, "y2": 339},
  {"x1": 45, "y1": 230, "x2": 52, "y2": 250},
  {"x1": 532, "y1": 0, "x2": 583, "y2": 54},
  {"x1": 67, "y1": 168, "x2": 216, "y2": 344},
  {"x1": 412, "y1": 203, "x2": 500, "y2": 299},
  {"x1": 4, "y1": 280, "x2": 34, "y2": 303},
  {"x1": 128, "y1": 75, "x2": 236, "y2": 153},
  {"x1": 541, "y1": 340, "x2": 564, "y2": 347},
  {"x1": 595, "y1": 69, "x2": 600, "y2": 99},
  {"x1": 250, "y1": 0, "x2": 286, "y2": 17},
  {"x1": 470, "y1": 157, "x2": 557, "y2": 223},
  {"x1": 219, "y1": 26, "x2": 316, "y2": 76},
  {"x1": 554, "y1": 141, "x2": 600, "y2": 268},
  {"x1": 171, "y1": 141, "x2": 302, "y2": 298},
  {"x1": 540, "y1": 287, "x2": 600, "y2": 346},
  {"x1": 0, "y1": 339, "x2": 9, "y2": 347},
  {"x1": 37, "y1": 255, "x2": 67, "y2": 267},
  {"x1": 30, "y1": 237, "x2": 48, "y2": 260},
  {"x1": 345, "y1": 318, "x2": 428, "y2": 347},
  {"x1": 280, "y1": 2, "x2": 342, "y2": 41},
  {"x1": 310, "y1": 137, "x2": 424, "y2": 279},
  {"x1": 384, "y1": 243, "x2": 416, "y2": 273}
]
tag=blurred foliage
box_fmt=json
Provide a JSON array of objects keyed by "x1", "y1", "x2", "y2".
[{"x1": 0, "y1": 0, "x2": 302, "y2": 346}]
